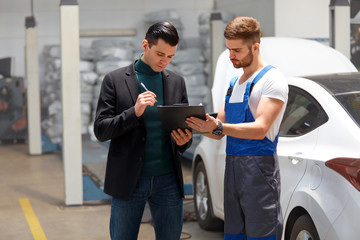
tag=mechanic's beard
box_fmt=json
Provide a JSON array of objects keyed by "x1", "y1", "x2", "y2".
[{"x1": 232, "y1": 50, "x2": 253, "y2": 69}]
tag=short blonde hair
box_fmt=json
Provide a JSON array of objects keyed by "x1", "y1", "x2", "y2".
[{"x1": 224, "y1": 16, "x2": 261, "y2": 47}]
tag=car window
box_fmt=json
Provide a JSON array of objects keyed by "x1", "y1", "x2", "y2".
[
  {"x1": 280, "y1": 86, "x2": 328, "y2": 136},
  {"x1": 334, "y1": 92, "x2": 360, "y2": 127}
]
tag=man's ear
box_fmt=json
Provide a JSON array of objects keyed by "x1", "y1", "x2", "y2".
[
  {"x1": 142, "y1": 39, "x2": 149, "y2": 52},
  {"x1": 253, "y1": 42, "x2": 260, "y2": 52}
]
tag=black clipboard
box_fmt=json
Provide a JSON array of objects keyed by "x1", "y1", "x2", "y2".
[{"x1": 157, "y1": 105, "x2": 206, "y2": 134}]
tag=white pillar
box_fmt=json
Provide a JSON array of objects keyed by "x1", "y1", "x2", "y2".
[
  {"x1": 210, "y1": 12, "x2": 224, "y2": 89},
  {"x1": 330, "y1": 0, "x2": 351, "y2": 58},
  {"x1": 60, "y1": 0, "x2": 83, "y2": 206},
  {"x1": 25, "y1": 16, "x2": 42, "y2": 155}
]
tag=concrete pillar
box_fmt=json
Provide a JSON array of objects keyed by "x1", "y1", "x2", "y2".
[
  {"x1": 330, "y1": 0, "x2": 351, "y2": 58},
  {"x1": 25, "y1": 16, "x2": 42, "y2": 155},
  {"x1": 210, "y1": 12, "x2": 224, "y2": 88},
  {"x1": 60, "y1": 0, "x2": 83, "y2": 206}
]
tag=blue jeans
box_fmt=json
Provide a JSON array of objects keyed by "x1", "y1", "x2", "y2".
[{"x1": 110, "y1": 173, "x2": 183, "y2": 240}]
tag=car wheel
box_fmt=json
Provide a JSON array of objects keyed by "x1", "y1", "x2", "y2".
[
  {"x1": 194, "y1": 161, "x2": 223, "y2": 230},
  {"x1": 290, "y1": 214, "x2": 320, "y2": 240}
]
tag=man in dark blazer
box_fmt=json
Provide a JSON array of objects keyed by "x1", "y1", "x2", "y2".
[{"x1": 94, "y1": 22, "x2": 192, "y2": 240}]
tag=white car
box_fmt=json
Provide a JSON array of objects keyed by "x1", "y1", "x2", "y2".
[{"x1": 192, "y1": 38, "x2": 360, "y2": 240}]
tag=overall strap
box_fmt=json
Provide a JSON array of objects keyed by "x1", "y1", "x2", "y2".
[
  {"x1": 244, "y1": 65, "x2": 273, "y2": 102},
  {"x1": 225, "y1": 65, "x2": 274, "y2": 102},
  {"x1": 225, "y1": 76, "x2": 239, "y2": 102},
  {"x1": 246, "y1": 65, "x2": 274, "y2": 99},
  {"x1": 251, "y1": 65, "x2": 274, "y2": 86}
]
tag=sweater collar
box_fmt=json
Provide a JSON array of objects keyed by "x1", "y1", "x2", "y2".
[{"x1": 135, "y1": 56, "x2": 159, "y2": 76}]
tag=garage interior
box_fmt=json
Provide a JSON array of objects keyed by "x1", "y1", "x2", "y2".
[{"x1": 0, "y1": 0, "x2": 359, "y2": 239}]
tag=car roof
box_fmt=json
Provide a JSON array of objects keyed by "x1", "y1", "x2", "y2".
[{"x1": 303, "y1": 72, "x2": 360, "y2": 95}]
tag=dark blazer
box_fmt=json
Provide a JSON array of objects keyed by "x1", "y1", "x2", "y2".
[{"x1": 94, "y1": 61, "x2": 192, "y2": 200}]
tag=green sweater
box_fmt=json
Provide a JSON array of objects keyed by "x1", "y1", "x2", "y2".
[{"x1": 135, "y1": 58, "x2": 173, "y2": 176}]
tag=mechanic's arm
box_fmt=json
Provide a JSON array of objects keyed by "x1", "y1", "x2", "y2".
[
  {"x1": 223, "y1": 97, "x2": 284, "y2": 139},
  {"x1": 186, "y1": 97, "x2": 284, "y2": 140},
  {"x1": 185, "y1": 102, "x2": 226, "y2": 140}
]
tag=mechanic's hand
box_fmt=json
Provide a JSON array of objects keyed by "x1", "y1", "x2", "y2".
[
  {"x1": 171, "y1": 128, "x2": 192, "y2": 146},
  {"x1": 134, "y1": 91, "x2": 157, "y2": 117},
  {"x1": 186, "y1": 114, "x2": 218, "y2": 133}
]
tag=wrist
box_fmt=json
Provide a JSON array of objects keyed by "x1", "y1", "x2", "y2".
[{"x1": 212, "y1": 120, "x2": 223, "y2": 136}]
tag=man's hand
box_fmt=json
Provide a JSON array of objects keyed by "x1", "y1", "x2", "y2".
[
  {"x1": 134, "y1": 91, "x2": 157, "y2": 117},
  {"x1": 186, "y1": 114, "x2": 218, "y2": 133},
  {"x1": 171, "y1": 128, "x2": 192, "y2": 146}
]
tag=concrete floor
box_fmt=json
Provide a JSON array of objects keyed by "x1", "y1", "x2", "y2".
[{"x1": 0, "y1": 143, "x2": 224, "y2": 239}]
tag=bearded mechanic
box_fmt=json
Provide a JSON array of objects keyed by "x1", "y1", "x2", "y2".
[{"x1": 186, "y1": 16, "x2": 288, "y2": 240}]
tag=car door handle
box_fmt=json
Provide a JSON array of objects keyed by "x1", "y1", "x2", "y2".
[{"x1": 288, "y1": 153, "x2": 304, "y2": 165}]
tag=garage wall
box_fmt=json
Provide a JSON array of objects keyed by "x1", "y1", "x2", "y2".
[
  {"x1": 215, "y1": 0, "x2": 276, "y2": 36},
  {"x1": 215, "y1": 0, "x2": 331, "y2": 39},
  {"x1": 0, "y1": 0, "x2": 214, "y2": 77},
  {"x1": 275, "y1": 0, "x2": 330, "y2": 38}
]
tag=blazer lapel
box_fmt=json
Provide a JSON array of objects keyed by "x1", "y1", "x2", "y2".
[
  {"x1": 125, "y1": 66, "x2": 177, "y2": 105},
  {"x1": 124, "y1": 63, "x2": 140, "y2": 104}
]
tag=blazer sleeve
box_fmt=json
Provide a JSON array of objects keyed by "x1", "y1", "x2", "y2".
[
  {"x1": 93, "y1": 73, "x2": 141, "y2": 142},
  {"x1": 174, "y1": 75, "x2": 193, "y2": 153}
]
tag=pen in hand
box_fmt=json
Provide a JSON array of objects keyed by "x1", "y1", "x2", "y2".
[{"x1": 141, "y1": 82, "x2": 157, "y2": 102}]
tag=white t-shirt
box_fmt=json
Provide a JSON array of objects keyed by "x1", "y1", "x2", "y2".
[{"x1": 229, "y1": 67, "x2": 288, "y2": 141}]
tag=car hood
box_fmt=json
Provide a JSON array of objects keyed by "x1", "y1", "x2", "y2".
[{"x1": 211, "y1": 37, "x2": 357, "y2": 113}]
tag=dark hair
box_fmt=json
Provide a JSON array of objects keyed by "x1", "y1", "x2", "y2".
[
  {"x1": 145, "y1": 22, "x2": 179, "y2": 47},
  {"x1": 224, "y1": 16, "x2": 261, "y2": 47}
]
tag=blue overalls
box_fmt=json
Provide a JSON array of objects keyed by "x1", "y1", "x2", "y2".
[{"x1": 223, "y1": 65, "x2": 283, "y2": 240}]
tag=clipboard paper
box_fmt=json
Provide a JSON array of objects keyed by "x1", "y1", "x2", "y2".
[{"x1": 157, "y1": 105, "x2": 206, "y2": 134}]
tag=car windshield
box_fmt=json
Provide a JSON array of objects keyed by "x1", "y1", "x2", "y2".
[{"x1": 305, "y1": 73, "x2": 360, "y2": 127}]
